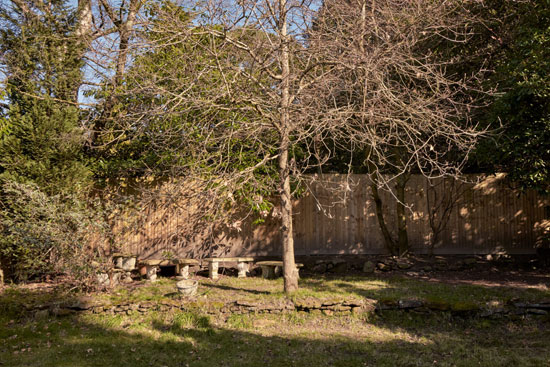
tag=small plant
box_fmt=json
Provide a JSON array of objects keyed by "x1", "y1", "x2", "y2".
[
  {"x1": 0, "y1": 181, "x2": 109, "y2": 287},
  {"x1": 102, "y1": 314, "x2": 125, "y2": 328},
  {"x1": 283, "y1": 311, "x2": 306, "y2": 326},
  {"x1": 161, "y1": 251, "x2": 175, "y2": 260},
  {"x1": 173, "y1": 311, "x2": 211, "y2": 329},
  {"x1": 226, "y1": 314, "x2": 252, "y2": 329}
]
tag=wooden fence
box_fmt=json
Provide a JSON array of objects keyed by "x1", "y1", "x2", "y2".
[{"x1": 115, "y1": 174, "x2": 550, "y2": 258}]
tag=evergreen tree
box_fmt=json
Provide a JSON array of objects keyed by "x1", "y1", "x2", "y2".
[
  {"x1": 0, "y1": 0, "x2": 90, "y2": 195},
  {"x1": 489, "y1": 0, "x2": 550, "y2": 193},
  {"x1": 0, "y1": 0, "x2": 93, "y2": 281}
]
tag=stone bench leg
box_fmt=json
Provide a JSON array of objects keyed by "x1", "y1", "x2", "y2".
[
  {"x1": 209, "y1": 261, "x2": 219, "y2": 280},
  {"x1": 261, "y1": 265, "x2": 276, "y2": 279},
  {"x1": 261, "y1": 265, "x2": 299, "y2": 279},
  {"x1": 237, "y1": 262, "x2": 248, "y2": 278},
  {"x1": 178, "y1": 265, "x2": 190, "y2": 279},
  {"x1": 145, "y1": 265, "x2": 158, "y2": 282}
]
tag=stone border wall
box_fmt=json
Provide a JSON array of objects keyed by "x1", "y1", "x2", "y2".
[{"x1": 29, "y1": 296, "x2": 550, "y2": 320}]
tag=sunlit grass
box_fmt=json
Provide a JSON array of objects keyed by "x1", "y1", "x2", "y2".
[
  {"x1": 1, "y1": 274, "x2": 549, "y2": 366},
  {"x1": 1, "y1": 305, "x2": 549, "y2": 367},
  {"x1": 2, "y1": 274, "x2": 549, "y2": 321}
]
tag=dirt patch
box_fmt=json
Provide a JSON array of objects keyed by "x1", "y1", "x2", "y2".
[
  {"x1": 0, "y1": 281, "x2": 59, "y2": 295},
  {"x1": 401, "y1": 269, "x2": 550, "y2": 291}
]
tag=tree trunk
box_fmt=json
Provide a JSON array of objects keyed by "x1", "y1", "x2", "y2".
[
  {"x1": 278, "y1": 0, "x2": 298, "y2": 293},
  {"x1": 71, "y1": 0, "x2": 92, "y2": 103},
  {"x1": 370, "y1": 177, "x2": 397, "y2": 255},
  {"x1": 76, "y1": 0, "x2": 92, "y2": 40},
  {"x1": 395, "y1": 173, "x2": 410, "y2": 256},
  {"x1": 428, "y1": 231, "x2": 438, "y2": 257},
  {"x1": 366, "y1": 147, "x2": 398, "y2": 255},
  {"x1": 90, "y1": 0, "x2": 141, "y2": 147},
  {"x1": 278, "y1": 141, "x2": 298, "y2": 293},
  {"x1": 426, "y1": 179, "x2": 439, "y2": 256},
  {"x1": 114, "y1": 0, "x2": 140, "y2": 86}
]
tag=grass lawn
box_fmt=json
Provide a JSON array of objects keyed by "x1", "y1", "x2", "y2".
[{"x1": 1, "y1": 274, "x2": 549, "y2": 367}]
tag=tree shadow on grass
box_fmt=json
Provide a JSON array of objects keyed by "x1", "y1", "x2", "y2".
[
  {"x1": 1, "y1": 307, "x2": 550, "y2": 367},
  {"x1": 1, "y1": 283, "x2": 550, "y2": 367}
]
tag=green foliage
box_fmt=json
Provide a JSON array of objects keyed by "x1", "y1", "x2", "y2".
[
  {"x1": 0, "y1": 0, "x2": 89, "y2": 194},
  {"x1": 225, "y1": 314, "x2": 253, "y2": 329},
  {"x1": 172, "y1": 311, "x2": 211, "y2": 330},
  {"x1": 0, "y1": 181, "x2": 107, "y2": 282},
  {"x1": 475, "y1": 0, "x2": 550, "y2": 193},
  {"x1": 94, "y1": 4, "x2": 279, "y2": 221},
  {"x1": 0, "y1": 0, "x2": 97, "y2": 283}
]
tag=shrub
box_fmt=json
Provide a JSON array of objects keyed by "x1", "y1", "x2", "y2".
[{"x1": 0, "y1": 180, "x2": 108, "y2": 287}]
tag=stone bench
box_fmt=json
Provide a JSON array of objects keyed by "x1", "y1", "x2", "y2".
[
  {"x1": 203, "y1": 257, "x2": 255, "y2": 280},
  {"x1": 139, "y1": 259, "x2": 199, "y2": 281},
  {"x1": 255, "y1": 261, "x2": 304, "y2": 279},
  {"x1": 112, "y1": 253, "x2": 138, "y2": 271}
]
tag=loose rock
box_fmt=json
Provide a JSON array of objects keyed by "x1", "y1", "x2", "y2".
[
  {"x1": 396, "y1": 261, "x2": 412, "y2": 269},
  {"x1": 329, "y1": 261, "x2": 348, "y2": 274},
  {"x1": 362, "y1": 261, "x2": 375, "y2": 274},
  {"x1": 398, "y1": 299, "x2": 423, "y2": 309},
  {"x1": 527, "y1": 308, "x2": 548, "y2": 315},
  {"x1": 312, "y1": 263, "x2": 327, "y2": 273}
]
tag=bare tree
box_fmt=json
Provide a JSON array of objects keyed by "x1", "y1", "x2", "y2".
[
  {"x1": 307, "y1": 0, "x2": 489, "y2": 255},
  {"x1": 76, "y1": 0, "x2": 145, "y2": 147},
  {"x1": 110, "y1": 0, "x2": 490, "y2": 288},
  {"x1": 115, "y1": 0, "x2": 333, "y2": 293},
  {"x1": 1, "y1": 0, "x2": 144, "y2": 110}
]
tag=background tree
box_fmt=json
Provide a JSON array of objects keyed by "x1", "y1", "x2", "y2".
[
  {"x1": 308, "y1": 0, "x2": 489, "y2": 255},
  {"x1": 84, "y1": 0, "x2": 144, "y2": 149},
  {"x1": 0, "y1": 0, "x2": 90, "y2": 194},
  {"x1": 0, "y1": 0, "x2": 105, "y2": 282},
  {"x1": 425, "y1": 178, "x2": 466, "y2": 255},
  {"x1": 472, "y1": 0, "x2": 550, "y2": 194}
]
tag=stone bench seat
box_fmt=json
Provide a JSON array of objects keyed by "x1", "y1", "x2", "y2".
[
  {"x1": 255, "y1": 261, "x2": 304, "y2": 279},
  {"x1": 112, "y1": 253, "x2": 138, "y2": 271},
  {"x1": 203, "y1": 257, "x2": 255, "y2": 280},
  {"x1": 140, "y1": 259, "x2": 199, "y2": 266},
  {"x1": 139, "y1": 258, "x2": 199, "y2": 280}
]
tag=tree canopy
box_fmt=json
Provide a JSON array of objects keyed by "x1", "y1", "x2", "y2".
[{"x1": 474, "y1": 0, "x2": 550, "y2": 194}]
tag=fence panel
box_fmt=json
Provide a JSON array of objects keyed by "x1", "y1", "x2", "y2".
[{"x1": 112, "y1": 174, "x2": 549, "y2": 258}]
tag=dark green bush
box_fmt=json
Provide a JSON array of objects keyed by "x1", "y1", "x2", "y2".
[{"x1": 0, "y1": 181, "x2": 108, "y2": 286}]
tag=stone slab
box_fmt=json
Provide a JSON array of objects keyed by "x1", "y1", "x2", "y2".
[
  {"x1": 139, "y1": 258, "x2": 198, "y2": 266},
  {"x1": 256, "y1": 261, "x2": 304, "y2": 267},
  {"x1": 203, "y1": 257, "x2": 255, "y2": 263}
]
